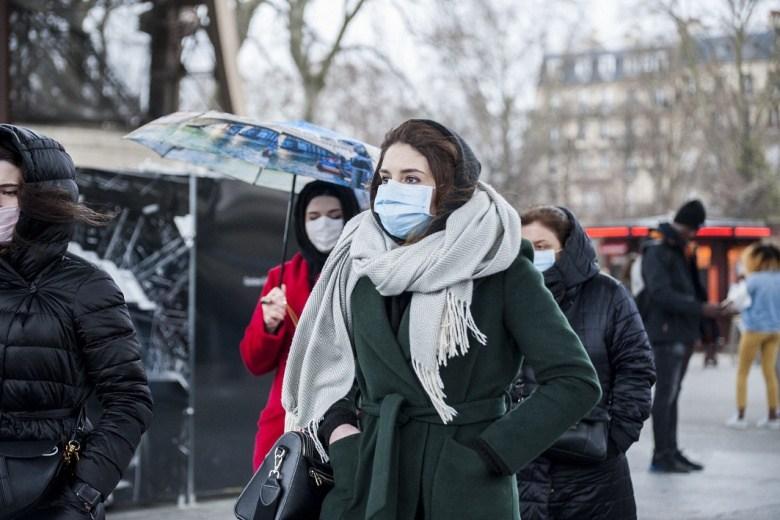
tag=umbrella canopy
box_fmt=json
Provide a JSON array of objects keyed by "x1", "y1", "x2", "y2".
[
  {"x1": 125, "y1": 111, "x2": 380, "y2": 191},
  {"x1": 125, "y1": 111, "x2": 378, "y2": 284}
]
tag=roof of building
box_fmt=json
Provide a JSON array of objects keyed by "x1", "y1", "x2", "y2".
[{"x1": 540, "y1": 31, "x2": 776, "y2": 87}]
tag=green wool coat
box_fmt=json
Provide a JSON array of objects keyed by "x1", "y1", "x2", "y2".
[{"x1": 322, "y1": 241, "x2": 602, "y2": 520}]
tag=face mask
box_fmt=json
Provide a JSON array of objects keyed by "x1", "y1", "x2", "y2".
[
  {"x1": 305, "y1": 216, "x2": 344, "y2": 253},
  {"x1": 0, "y1": 206, "x2": 19, "y2": 244},
  {"x1": 533, "y1": 248, "x2": 558, "y2": 272},
  {"x1": 373, "y1": 180, "x2": 434, "y2": 239}
]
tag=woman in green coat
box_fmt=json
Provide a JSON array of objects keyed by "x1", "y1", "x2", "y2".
[{"x1": 282, "y1": 119, "x2": 601, "y2": 520}]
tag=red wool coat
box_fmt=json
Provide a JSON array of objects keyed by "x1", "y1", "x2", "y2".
[{"x1": 240, "y1": 253, "x2": 312, "y2": 470}]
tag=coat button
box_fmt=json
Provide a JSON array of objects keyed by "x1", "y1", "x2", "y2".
[{"x1": 28, "y1": 283, "x2": 37, "y2": 294}]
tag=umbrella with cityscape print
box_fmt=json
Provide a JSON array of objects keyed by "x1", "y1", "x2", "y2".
[{"x1": 126, "y1": 111, "x2": 379, "y2": 281}]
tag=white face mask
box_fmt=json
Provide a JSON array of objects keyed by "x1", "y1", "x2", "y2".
[
  {"x1": 0, "y1": 206, "x2": 20, "y2": 244},
  {"x1": 305, "y1": 216, "x2": 344, "y2": 253}
]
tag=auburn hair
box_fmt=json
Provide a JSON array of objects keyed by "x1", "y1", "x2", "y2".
[{"x1": 520, "y1": 206, "x2": 572, "y2": 246}]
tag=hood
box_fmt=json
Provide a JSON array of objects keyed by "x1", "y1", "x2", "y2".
[
  {"x1": 294, "y1": 180, "x2": 360, "y2": 284},
  {"x1": 657, "y1": 222, "x2": 687, "y2": 250},
  {"x1": 410, "y1": 119, "x2": 481, "y2": 189},
  {"x1": 0, "y1": 125, "x2": 79, "y2": 280},
  {"x1": 543, "y1": 207, "x2": 600, "y2": 304}
]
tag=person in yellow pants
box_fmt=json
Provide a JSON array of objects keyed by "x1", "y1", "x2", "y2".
[{"x1": 726, "y1": 241, "x2": 780, "y2": 429}]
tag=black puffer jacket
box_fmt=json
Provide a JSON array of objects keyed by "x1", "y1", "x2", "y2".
[
  {"x1": 517, "y1": 208, "x2": 655, "y2": 519},
  {"x1": 0, "y1": 125, "x2": 153, "y2": 497}
]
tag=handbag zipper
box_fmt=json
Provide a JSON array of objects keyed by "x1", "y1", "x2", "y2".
[{"x1": 308, "y1": 467, "x2": 334, "y2": 487}]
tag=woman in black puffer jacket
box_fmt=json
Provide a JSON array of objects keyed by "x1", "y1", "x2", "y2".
[
  {"x1": 0, "y1": 125, "x2": 153, "y2": 519},
  {"x1": 516, "y1": 206, "x2": 655, "y2": 520}
]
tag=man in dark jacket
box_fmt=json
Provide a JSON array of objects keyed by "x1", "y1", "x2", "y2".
[
  {"x1": 0, "y1": 125, "x2": 153, "y2": 518},
  {"x1": 641, "y1": 199, "x2": 726, "y2": 473}
]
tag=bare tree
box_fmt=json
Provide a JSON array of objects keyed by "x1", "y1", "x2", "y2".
[
  {"x1": 404, "y1": 0, "x2": 579, "y2": 210},
  {"x1": 10, "y1": 0, "x2": 144, "y2": 125},
  {"x1": 648, "y1": 0, "x2": 780, "y2": 218},
  {"x1": 265, "y1": 0, "x2": 373, "y2": 121}
]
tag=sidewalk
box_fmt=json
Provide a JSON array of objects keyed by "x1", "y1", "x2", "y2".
[
  {"x1": 627, "y1": 352, "x2": 780, "y2": 520},
  {"x1": 112, "y1": 353, "x2": 780, "y2": 519}
]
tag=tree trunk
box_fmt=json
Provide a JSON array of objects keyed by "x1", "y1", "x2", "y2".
[{"x1": 142, "y1": 2, "x2": 184, "y2": 120}]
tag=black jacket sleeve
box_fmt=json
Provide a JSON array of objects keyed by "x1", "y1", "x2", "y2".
[
  {"x1": 606, "y1": 283, "x2": 656, "y2": 453},
  {"x1": 72, "y1": 271, "x2": 154, "y2": 497},
  {"x1": 642, "y1": 245, "x2": 702, "y2": 317},
  {"x1": 318, "y1": 383, "x2": 359, "y2": 451}
]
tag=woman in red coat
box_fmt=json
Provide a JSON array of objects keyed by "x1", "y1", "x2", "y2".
[{"x1": 240, "y1": 181, "x2": 360, "y2": 470}]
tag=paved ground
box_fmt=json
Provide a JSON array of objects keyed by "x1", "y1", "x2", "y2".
[
  {"x1": 627, "y1": 352, "x2": 780, "y2": 520},
  {"x1": 112, "y1": 353, "x2": 780, "y2": 519}
]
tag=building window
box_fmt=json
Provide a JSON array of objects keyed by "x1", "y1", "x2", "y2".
[
  {"x1": 769, "y1": 106, "x2": 780, "y2": 128},
  {"x1": 654, "y1": 88, "x2": 670, "y2": 107},
  {"x1": 577, "y1": 117, "x2": 587, "y2": 140},
  {"x1": 574, "y1": 57, "x2": 592, "y2": 83},
  {"x1": 597, "y1": 55, "x2": 617, "y2": 81},
  {"x1": 742, "y1": 73, "x2": 754, "y2": 95}
]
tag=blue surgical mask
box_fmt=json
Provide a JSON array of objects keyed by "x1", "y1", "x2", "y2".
[
  {"x1": 533, "y1": 249, "x2": 558, "y2": 272},
  {"x1": 373, "y1": 180, "x2": 434, "y2": 239}
]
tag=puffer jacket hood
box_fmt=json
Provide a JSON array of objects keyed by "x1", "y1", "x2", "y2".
[
  {"x1": 0, "y1": 125, "x2": 79, "y2": 279},
  {"x1": 543, "y1": 207, "x2": 600, "y2": 304}
]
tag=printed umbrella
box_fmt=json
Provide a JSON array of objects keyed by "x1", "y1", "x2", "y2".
[{"x1": 126, "y1": 111, "x2": 379, "y2": 281}]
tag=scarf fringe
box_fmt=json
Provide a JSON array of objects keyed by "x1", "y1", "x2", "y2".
[
  {"x1": 416, "y1": 291, "x2": 489, "y2": 423},
  {"x1": 285, "y1": 412, "x2": 330, "y2": 463},
  {"x1": 413, "y1": 359, "x2": 457, "y2": 423},
  {"x1": 437, "y1": 290, "x2": 488, "y2": 364},
  {"x1": 306, "y1": 418, "x2": 329, "y2": 463}
]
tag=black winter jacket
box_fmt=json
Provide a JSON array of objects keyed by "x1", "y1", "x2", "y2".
[
  {"x1": 0, "y1": 125, "x2": 153, "y2": 497},
  {"x1": 517, "y1": 208, "x2": 655, "y2": 519},
  {"x1": 640, "y1": 223, "x2": 706, "y2": 345}
]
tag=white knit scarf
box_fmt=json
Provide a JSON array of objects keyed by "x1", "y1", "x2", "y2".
[{"x1": 282, "y1": 182, "x2": 521, "y2": 460}]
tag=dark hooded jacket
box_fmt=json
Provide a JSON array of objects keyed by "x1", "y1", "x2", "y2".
[
  {"x1": 517, "y1": 208, "x2": 655, "y2": 520},
  {"x1": 639, "y1": 222, "x2": 707, "y2": 345},
  {"x1": 0, "y1": 125, "x2": 153, "y2": 498}
]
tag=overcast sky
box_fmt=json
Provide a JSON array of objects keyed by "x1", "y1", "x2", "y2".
[{"x1": 104, "y1": 0, "x2": 780, "y2": 118}]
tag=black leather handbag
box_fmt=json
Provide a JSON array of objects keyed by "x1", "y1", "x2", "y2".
[
  {"x1": 234, "y1": 431, "x2": 334, "y2": 520},
  {"x1": 545, "y1": 408, "x2": 610, "y2": 464},
  {"x1": 0, "y1": 406, "x2": 87, "y2": 520}
]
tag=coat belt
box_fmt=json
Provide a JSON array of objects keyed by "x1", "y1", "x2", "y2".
[{"x1": 360, "y1": 393, "x2": 509, "y2": 520}]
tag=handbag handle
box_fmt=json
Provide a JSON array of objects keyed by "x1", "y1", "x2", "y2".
[{"x1": 252, "y1": 446, "x2": 286, "y2": 520}]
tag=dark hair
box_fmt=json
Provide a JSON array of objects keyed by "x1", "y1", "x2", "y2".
[
  {"x1": 369, "y1": 120, "x2": 474, "y2": 242},
  {"x1": 0, "y1": 141, "x2": 110, "y2": 249},
  {"x1": 19, "y1": 185, "x2": 111, "y2": 227},
  {"x1": 521, "y1": 206, "x2": 572, "y2": 245},
  {"x1": 0, "y1": 142, "x2": 21, "y2": 167},
  {"x1": 742, "y1": 241, "x2": 780, "y2": 273}
]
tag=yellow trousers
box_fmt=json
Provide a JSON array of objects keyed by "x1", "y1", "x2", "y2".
[{"x1": 736, "y1": 331, "x2": 780, "y2": 410}]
